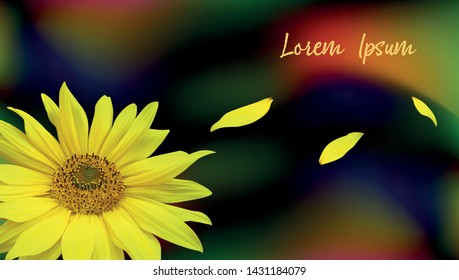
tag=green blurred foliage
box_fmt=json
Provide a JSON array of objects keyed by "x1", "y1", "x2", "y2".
[
  {"x1": 0, "y1": 2, "x2": 22, "y2": 87},
  {"x1": 184, "y1": 135, "x2": 293, "y2": 199},
  {"x1": 170, "y1": 62, "x2": 289, "y2": 126}
]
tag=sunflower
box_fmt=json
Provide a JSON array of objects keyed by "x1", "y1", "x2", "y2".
[{"x1": 0, "y1": 82, "x2": 213, "y2": 260}]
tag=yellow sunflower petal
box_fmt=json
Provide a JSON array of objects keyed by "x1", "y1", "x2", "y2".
[
  {"x1": 210, "y1": 97, "x2": 273, "y2": 132},
  {"x1": 59, "y1": 82, "x2": 89, "y2": 154},
  {"x1": 19, "y1": 240, "x2": 61, "y2": 260},
  {"x1": 88, "y1": 215, "x2": 125, "y2": 260},
  {"x1": 411, "y1": 96, "x2": 437, "y2": 127},
  {"x1": 41, "y1": 93, "x2": 71, "y2": 156},
  {"x1": 0, "y1": 121, "x2": 57, "y2": 172},
  {"x1": 319, "y1": 132, "x2": 364, "y2": 165},
  {"x1": 108, "y1": 102, "x2": 158, "y2": 163},
  {"x1": 6, "y1": 207, "x2": 70, "y2": 259},
  {"x1": 99, "y1": 104, "x2": 137, "y2": 159},
  {"x1": 93, "y1": 215, "x2": 125, "y2": 260},
  {"x1": 120, "y1": 151, "x2": 187, "y2": 177},
  {"x1": 115, "y1": 129, "x2": 169, "y2": 168},
  {"x1": 8, "y1": 107, "x2": 66, "y2": 165},
  {"x1": 0, "y1": 220, "x2": 31, "y2": 245},
  {"x1": 0, "y1": 139, "x2": 55, "y2": 175},
  {"x1": 40, "y1": 93, "x2": 59, "y2": 127},
  {"x1": 108, "y1": 241, "x2": 125, "y2": 260},
  {"x1": 103, "y1": 207, "x2": 160, "y2": 260},
  {"x1": 122, "y1": 150, "x2": 215, "y2": 187},
  {"x1": 125, "y1": 179, "x2": 211, "y2": 203},
  {"x1": 88, "y1": 215, "x2": 113, "y2": 260},
  {"x1": 0, "y1": 121, "x2": 29, "y2": 143},
  {"x1": 127, "y1": 196, "x2": 212, "y2": 225},
  {"x1": 0, "y1": 184, "x2": 50, "y2": 201},
  {"x1": 62, "y1": 214, "x2": 94, "y2": 260},
  {"x1": 0, "y1": 239, "x2": 15, "y2": 254},
  {"x1": 88, "y1": 96, "x2": 113, "y2": 155},
  {"x1": 0, "y1": 165, "x2": 51, "y2": 185},
  {"x1": 142, "y1": 231, "x2": 161, "y2": 259},
  {"x1": 0, "y1": 197, "x2": 60, "y2": 222},
  {"x1": 121, "y1": 197, "x2": 203, "y2": 252},
  {"x1": 159, "y1": 203, "x2": 212, "y2": 225}
]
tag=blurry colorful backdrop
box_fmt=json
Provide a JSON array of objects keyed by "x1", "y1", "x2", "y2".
[{"x1": 1, "y1": 0, "x2": 459, "y2": 259}]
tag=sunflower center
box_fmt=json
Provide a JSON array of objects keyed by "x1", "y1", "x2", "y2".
[
  {"x1": 73, "y1": 164, "x2": 101, "y2": 190},
  {"x1": 50, "y1": 154, "x2": 124, "y2": 215}
]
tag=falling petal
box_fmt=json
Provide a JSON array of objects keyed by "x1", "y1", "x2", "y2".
[
  {"x1": 319, "y1": 132, "x2": 364, "y2": 165},
  {"x1": 210, "y1": 98, "x2": 273, "y2": 132},
  {"x1": 411, "y1": 96, "x2": 437, "y2": 127}
]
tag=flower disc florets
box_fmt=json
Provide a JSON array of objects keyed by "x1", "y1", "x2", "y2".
[{"x1": 50, "y1": 153, "x2": 124, "y2": 215}]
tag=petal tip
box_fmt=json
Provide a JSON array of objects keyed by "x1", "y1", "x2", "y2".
[
  {"x1": 193, "y1": 242, "x2": 204, "y2": 253},
  {"x1": 59, "y1": 82, "x2": 73, "y2": 99},
  {"x1": 61, "y1": 81, "x2": 68, "y2": 90},
  {"x1": 196, "y1": 150, "x2": 216, "y2": 157},
  {"x1": 210, "y1": 97, "x2": 273, "y2": 132},
  {"x1": 40, "y1": 93, "x2": 54, "y2": 104},
  {"x1": 144, "y1": 101, "x2": 159, "y2": 112}
]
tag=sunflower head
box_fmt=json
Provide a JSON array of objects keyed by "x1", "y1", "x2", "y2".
[{"x1": 0, "y1": 82, "x2": 213, "y2": 260}]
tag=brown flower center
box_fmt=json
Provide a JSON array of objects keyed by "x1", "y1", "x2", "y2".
[{"x1": 50, "y1": 154, "x2": 124, "y2": 215}]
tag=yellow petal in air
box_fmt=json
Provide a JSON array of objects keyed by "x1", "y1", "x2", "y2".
[
  {"x1": 319, "y1": 132, "x2": 364, "y2": 165},
  {"x1": 210, "y1": 98, "x2": 273, "y2": 132},
  {"x1": 62, "y1": 214, "x2": 94, "y2": 260},
  {"x1": 411, "y1": 96, "x2": 437, "y2": 126}
]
